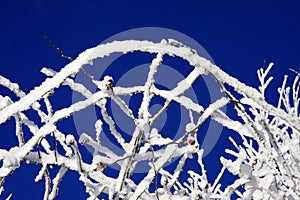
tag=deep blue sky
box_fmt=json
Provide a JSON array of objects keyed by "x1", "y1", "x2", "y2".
[{"x1": 0, "y1": 1, "x2": 300, "y2": 199}]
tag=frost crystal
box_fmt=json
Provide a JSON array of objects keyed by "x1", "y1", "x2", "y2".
[{"x1": 0, "y1": 39, "x2": 299, "y2": 200}]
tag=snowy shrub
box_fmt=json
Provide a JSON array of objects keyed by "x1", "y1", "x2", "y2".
[{"x1": 0, "y1": 39, "x2": 299, "y2": 199}]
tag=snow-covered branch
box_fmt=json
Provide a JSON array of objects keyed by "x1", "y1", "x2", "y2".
[{"x1": 0, "y1": 39, "x2": 299, "y2": 199}]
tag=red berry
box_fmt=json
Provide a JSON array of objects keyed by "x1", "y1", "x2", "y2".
[
  {"x1": 253, "y1": 159, "x2": 258, "y2": 165},
  {"x1": 164, "y1": 178, "x2": 168, "y2": 185},
  {"x1": 99, "y1": 162, "x2": 107, "y2": 171},
  {"x1": 188, "y1": 139, "x2": 195, "y2": 145},
  {"x1": 205, "y1": 184, "x2": 209, "y2": 190}
]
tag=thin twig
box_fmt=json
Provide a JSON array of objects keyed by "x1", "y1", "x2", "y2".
[
  {"x1": 289, "y1": 68, "x2": 300, "y2": 76},
  {"x1": 43, "y1": 169, "x2": 51, "y2": 200},
  {"x1": 38, "y1": 137, "x2": 45, "y2": 159},
  {"x1": 150, "y1": 100, "x2": 172, "y2": 125},
  {"x1": 49, "y1": 167, "x2": 68, "y2": 200},
  {"x1": 52, "y1": 132, "x2": 58, "y2": 162},
  {"x1": 40, "y1": 32, "x2": 74, "y2": 62},
  {"x1": 149, "y1": 143, "x2": 160, "y2": 200},
  {"x1": 40, "y1": 32, "x2": 96, "y2": 81}
]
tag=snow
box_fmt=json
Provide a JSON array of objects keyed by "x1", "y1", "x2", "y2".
[
  {"x1": 149, "y1": 128, "x2": 172, "y2": 146},
  {"x1": 0, "y1": 95, "x2": 11, "y2": 110},
  {"x1": 2, "y1": 147, "x2": 20, "y2": 168},
  {"x1": 5, "y1": 194, "x2": 12, "y2": 200},
  {"x1": 66, "y1": 134, "x2": 75, "y2": 145},
  {"x1": 0, "y1": 38, "x2": 299, "y2": 199}
]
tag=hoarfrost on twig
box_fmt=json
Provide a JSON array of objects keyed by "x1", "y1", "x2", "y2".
[{"x1": 0, "y1": 39, "x2": 299, "y2": 199}]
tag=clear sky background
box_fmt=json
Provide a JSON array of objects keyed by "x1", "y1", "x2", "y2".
[{"x1": 0, "y1": 1, "x2": 300, "y2": 199}]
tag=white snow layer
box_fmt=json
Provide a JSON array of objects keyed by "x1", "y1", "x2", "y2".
[{"x1": 0, "y1": 39, "x2": 299, "y2": 199}]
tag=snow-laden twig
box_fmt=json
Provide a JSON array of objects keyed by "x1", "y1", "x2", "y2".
[
  {"x1": 66, "y1": 135, "x2": 83, "y2": 172},
  {"x1": 79, "y1": 133, "x2": 118, "y2": 160},
  {"x1": 1, "y1": 39, "x2": 300, "y2": 199},
  {"x1": 35, "y1": 163, "x2": 48, "y2": 182},
  {"x1": 257, "y1": 62, "x2": 274, "y2": 97},
  {"x1": 43, "y1": 169, "x2": 51, "y2": 200},
  {"x1": 98, "y1": 99, "x2": 128, "y2": 151},
  {"x1": 0, "y1": 124, "x2": 55, "y2": 177},
  {"x1": 139, "y1": 53, "x2": 163, "y2": 124},
  {"x1": 49, "y1": 167, "x2": 68, "y2": 200}
]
